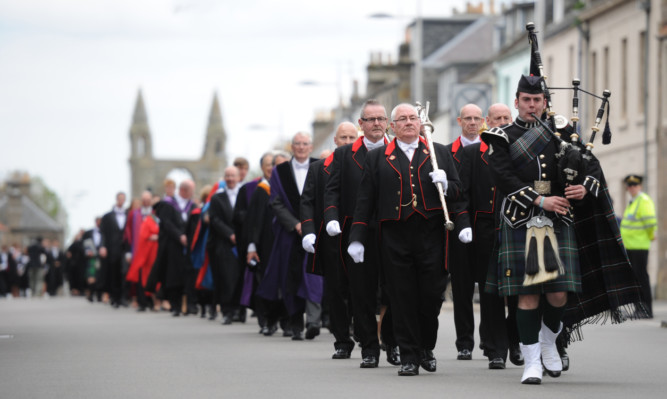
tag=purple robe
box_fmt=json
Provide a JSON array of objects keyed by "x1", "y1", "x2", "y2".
[{"x1": 256, "y1": 167, "x2": 323, "y2": 315}]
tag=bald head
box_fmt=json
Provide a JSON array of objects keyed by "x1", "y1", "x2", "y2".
[
  {"x1": 140, "y1": 190, "x2": 152, "y2": 207},
  {"x1": 223, "y1": 166, "x2": 240, "y2": 190},
  {"x1": 333, "y1": 122, "x2": 358, "y2": 148},
  {"x1": 486, "y1": 103, "x2": 513, "y2": 128},
  {"x1": 457, "y1": 104, "x2": 484, "y2": 141}
]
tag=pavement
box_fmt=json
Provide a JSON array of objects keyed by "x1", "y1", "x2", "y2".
[{"x1": 1, "y1": 297, "x2": 666, "y2": 399}]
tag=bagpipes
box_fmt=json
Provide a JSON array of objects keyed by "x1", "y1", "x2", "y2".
[{"x1": 523, "y1": 22, "x2": 613, "y2": 286}]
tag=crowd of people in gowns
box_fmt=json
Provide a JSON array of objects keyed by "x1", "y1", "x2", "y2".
[{"x1": 2, "y1": 77, "x2": 652, "y2": 382}]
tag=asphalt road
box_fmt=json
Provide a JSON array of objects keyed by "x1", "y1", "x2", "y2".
[{"x1": 1, "y1": 297, "x2": 666, "y2": 399}]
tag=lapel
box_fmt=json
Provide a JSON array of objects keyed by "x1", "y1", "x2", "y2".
[
  {"x1": 384, "y1": 139, "x2": 401, "y2": 176},
  {"x1": 414, "y1": 138, "x2": 430, "y2": 172},
  {"x1": 323, "y1": 152, "x2": 334, "y2": 175},
  {"x1": 351, "y1": 137, "x2": 367, "y2": 170},
  {"x1": 480, "y1": 141, "x2": 489, "y2": 165},
  {"x1": 450, "y1": 136, "x2": 463, "y2": 163}
]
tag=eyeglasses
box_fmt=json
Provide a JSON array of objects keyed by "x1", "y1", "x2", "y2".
[
  {"x1": 360, "y1": 116, "x2": 387, "y2": 123},
  {"x1": 393, "y1": 116, "x2": 420, "y2": 124},
  {"x1": 461, "y1": 116, "x2": 483, "y2": 123}
]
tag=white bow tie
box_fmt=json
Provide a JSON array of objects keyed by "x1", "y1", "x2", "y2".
[{"x1": 294, "y1": 162, "x2": 309, "y2": 170}]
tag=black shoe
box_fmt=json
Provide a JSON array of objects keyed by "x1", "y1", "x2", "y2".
[
  {"x1": 386, "y1": 345, "x2": 401, "y2": 366},
  {"x1": 360, "y1": 355, "x2": 379, "y2": 368},
  {"x1": 208, "y1": 312, "x2": 218, "y2": 321},
  {"x1": 522, "y1": 377, "x2": 541, "y2": 385},
  {"x1": 557, "y1": 345, "x2": 569, "y2": 371},
  {"x1": 457, "y1": 349, "x2": 472, "y2": 360},
  {"x1": 332, "y1": 348, "x2": 351, "y2": 359},
  {"x1": 398, "y1": 363, "x2": 419, "y2": 376},
  {"x1": 420, "y1": 350, "x2": 436, "y2": 372},
  {"x1": 222, "y1": 315, "x2": 232, "y2": 325},
  {"x1": 137, "y1": 307, "x2": 146, "y2": 312},
  {"x1": 488, "y1": 357, "x2": 506, "y2": 370},
  {"x1": 171, "y1": 310, "x2": 180, "y2": 317},
  {"x1": 260, "y1": 326, "x2": 270, "y2": 335},
  {"x1": 262, "y1": 324, "x2": 277, "y2": 336},
  {"x1": 291, "y1": 331, "x2": 304, "y2": 341},
  {"x1": 509, "y1": 346, "x2": 524, "y2": 366},
  {"x1": 282, "y1": 330, "x2": 293, "y2": 338},
  {"x1": 305, "y1": 325, "x2": 320, "y2": 340}
]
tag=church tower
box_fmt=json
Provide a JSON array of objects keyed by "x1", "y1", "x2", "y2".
[
  {"x1": 129, "y1": 89, "x2": 153, "y2": 160},
  {"x1": 202, "y1": 92, "x2": 227, "y2": 160},
  {"x1": 129, "y1": 89, "x2": 155, "y2": 198}
]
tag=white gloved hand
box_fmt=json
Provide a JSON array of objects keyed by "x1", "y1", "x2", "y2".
[
  {"x1": 326, "y1": 220, "x2": 342, "y2": 236},
  {"x1": 458, "y1": 227, "x2": 473, "y2": 244},
  {"x1": 429, "y1": 169, "x2": 448, "y2": 193},
  {"x1": 347, "y1": 241, "x2": 365, "y2": 263},
  {"x1": 302, "y1": 234, "x2": 316, "y2": 254}
]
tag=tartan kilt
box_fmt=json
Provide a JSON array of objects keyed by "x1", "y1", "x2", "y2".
[{"x1": 486, "y1": 216, "x2": 582, "y2": 296}]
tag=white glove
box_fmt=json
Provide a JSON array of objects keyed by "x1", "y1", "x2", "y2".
[
  {"x1": 302, "y1": 234, "x2": 316, "y2": 254},
  {"x1": 458, "y1": 227, "x2": 473, "y2": 244},
  {"x1": 429, "y1": 169, "x2": 448, "y2": 193},
  {"x1": 326, "y1": 220, "x2": 342, "y2": 236},
  {"x1": 347, "y1": 241, "x2": 365, "y2": 263}
]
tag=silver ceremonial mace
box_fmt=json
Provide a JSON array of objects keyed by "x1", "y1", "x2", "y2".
[{"x1": 416, "y1": 101, "x2": 455, "y2": 231}]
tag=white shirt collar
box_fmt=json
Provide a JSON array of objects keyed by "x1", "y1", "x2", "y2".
[
  {"x1": 460, "y1": 135, "x2": 480, "y2": 147},
  {"x1": 363, "y1": 137, "x2": 384, "y2": 151}
]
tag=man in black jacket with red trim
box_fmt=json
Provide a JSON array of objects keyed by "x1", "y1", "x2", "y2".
[{"x1": 349, "y1": 103, "x2": 461, "y2": 376}]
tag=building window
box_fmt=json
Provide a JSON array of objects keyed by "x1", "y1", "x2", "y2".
[
  {"x1": 621, "y1": 38, "x2": 627, "y2": 118},
  {"x1": 639, "y1": 30, "x2": 646, "y2": 114},
  {"x1": 603, "y1": 46, "x2": 609, "y2": 92},
  {"x1": 137, "y1": 137, "x2": 145, "y2": 156}
]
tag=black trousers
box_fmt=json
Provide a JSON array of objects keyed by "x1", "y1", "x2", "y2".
[
  {"x1": 627, "y1": 249, "x2": 653, "y2": 316},
  {"x1": 343, "y1": 224, "x2": 382, "y2": 357},
  {"x1": 381, "y1": 216, "x2": 446, "y2": 365},
  {"x1": 322, "y1": 233, "x2": 354, "y2": 352}
]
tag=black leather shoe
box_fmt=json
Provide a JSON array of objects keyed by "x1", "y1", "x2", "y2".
[
  {"x1": 264, "y1": 324, "x2": 278, "y2": 336},
  {"x1": 332, "y1": 349, "x2": 351, "y2": 359},
  {"x1": 420, "y1": 350, "x2": 436, "y2": 372},
  {"x1": 398, "y1": 363, "x2": 419, "y2": 376},
  {"x1": 457, "y1": 349, "x2": 472, "y2": 360},
  {"x1": 222, "y1": 315, "x2": 232, "y2": 325},
  {"x1": 291, "y1": 331, "x2": 304, "y2": 341},
  {"x1": 557, "y1": 345, "x2": 569, "y2": 371},
  {"x1": 488, "y1": 357, "x2": 506, "y2": 369},
  {"x1": 509, "y1": 346, "x2": 524, "y2": 366},
  {"x1": 260, "y1": 326, "x2": 270, "y2": 335},
  {"x1": 360, "y1": 355, "x2": 379, "y2": 368},
  {"x1": 282, "y1": 330, "x2": 293, "y2": 338},
  {"x1": 386, "y1": 345, "x2": 401, "y2": 366},
  {"x1": 208, "y1": 312, "x2": 217, "y2": 321},
  {"x1": 305, "y1": 325, "x2": 320, "y2": 340}
]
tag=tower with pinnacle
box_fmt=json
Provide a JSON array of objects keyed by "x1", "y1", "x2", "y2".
[{"x1": 128, "y1": 90, "x2": 227, "y2": 198}]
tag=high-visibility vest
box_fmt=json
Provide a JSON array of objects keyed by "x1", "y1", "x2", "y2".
[{"x1": 620, "y1": 192, "x2": 657, "y2": 250}]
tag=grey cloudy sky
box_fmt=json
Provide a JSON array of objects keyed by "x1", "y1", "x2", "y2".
[{"x1": 0, "y1": 0, "x2": 501, "y2": 241}]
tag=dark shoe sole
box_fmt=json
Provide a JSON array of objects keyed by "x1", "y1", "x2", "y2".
[{"x1": 521, "y1": 377, "x2": 541, "y2": 385}]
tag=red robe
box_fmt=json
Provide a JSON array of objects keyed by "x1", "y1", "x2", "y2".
[{"x1": 125, "y1": 214, "x2": 159, "y2": 287}]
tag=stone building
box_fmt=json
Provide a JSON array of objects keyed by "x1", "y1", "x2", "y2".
[
  {"x1": 128, "y1": 90, "x2": 228, "y2": 198},
  {"x1": 0, "y1": 173, "x2": 64, "y2": 247}
]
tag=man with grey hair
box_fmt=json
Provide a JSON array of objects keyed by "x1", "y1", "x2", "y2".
[
  {"x1": 324, "y1": 101, "x2": 398, "y2": 367},
  {"x1": 301, "y1": 122, "x2": 358, "y2": 345},
  {"x1": 349, "y1": 103, "x2": 461, "y2": 376},
  {"x1": 257, "y1": 132, "x2": 321, "y2": 340}
]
